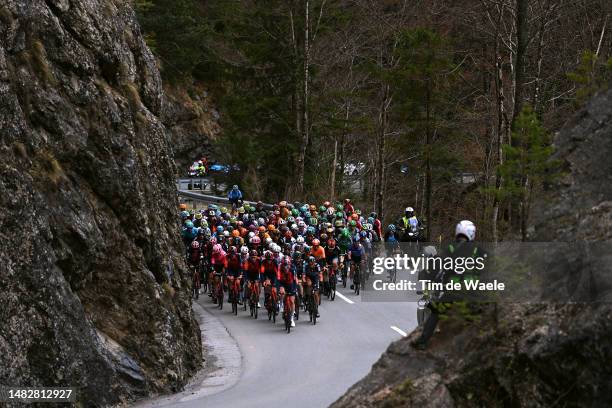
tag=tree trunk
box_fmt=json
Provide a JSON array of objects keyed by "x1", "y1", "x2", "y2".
[
  {"x1": 512, "y1": 0, "x2": 528, "y2": 126},
  {"x1": 338, "y1": 130, "x2": 345, "y2": 199},
  {"x1": 296, "y1": 0, "x2": 310, "y2": 196},
  {"x1": 290, "y1": 4, "x2": 302, "y2": 200},
  {"x1": 424, "y1": 83, "x2": 432, "y2": 239},
  {"x1": 375, "y1": 84, "x2": 389, "y2": 219},
  {"x1": 492, "y1": 52, "x2": 507, "y2": 244},
  {"x1": 330, "y1": 135, "x2": 337, "y2": 202}
]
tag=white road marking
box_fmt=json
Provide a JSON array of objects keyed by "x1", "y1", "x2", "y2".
[
  {"x1": 390, "y1": 326, "x2": 407, "y2": 337},
  {"x1": 335, "y1": 291, "x2": 355, "y2": 304}
]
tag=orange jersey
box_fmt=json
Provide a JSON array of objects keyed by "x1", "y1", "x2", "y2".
[{"x1": 310, "y1": 245, "x2": 326, "y2": 260}]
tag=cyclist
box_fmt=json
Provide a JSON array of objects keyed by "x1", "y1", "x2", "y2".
[
  {"x1": 304, "y1": 256, "x2": 321, "y2": 318},
  {"x1": 228, "y1": 185, "x2": 243, "y2": 208},
  {"x1": 347, "y1": 236, "x2": 365, "y2": 287},
  {"x1": 309, "y1": 238, "x2": 326, "y2": 267},
  {"x1": 245, "y1": 249, "x2": 262, "y2": 308},
  {"x1": 279, "y1": 255, "x2": 297, "y2": 327}
]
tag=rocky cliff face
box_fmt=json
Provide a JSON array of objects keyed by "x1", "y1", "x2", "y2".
[
  {"x1": 332, "y1": 89, "x2": 612, "y2": 407},
  {"x1": 162, "y1": 84, "x2": 220, "y2": 173},
  {"x1": 0, "y1": 0, "x2": 200, "y2": 405}
]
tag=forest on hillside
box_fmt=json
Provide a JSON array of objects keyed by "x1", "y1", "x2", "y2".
[{"x1": 136, "y1": 0, "x2": 612, "y2": 241}]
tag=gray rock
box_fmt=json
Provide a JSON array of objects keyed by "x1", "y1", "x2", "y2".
[
  {"x1": 332, "y1": 89, "x2": 612, "y2": 408},
  {"x1": 0, "y1": 1, "x2": 200, "y2": 406}
]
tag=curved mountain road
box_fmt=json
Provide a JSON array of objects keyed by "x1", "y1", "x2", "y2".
[{"x1": 136, "y1": 283, "x2": 417, "y2": 408}]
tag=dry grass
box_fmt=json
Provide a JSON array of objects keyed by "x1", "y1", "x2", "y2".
[
  {"x1": 123, "y1": 82, "x2": 142, "y2": 109},
  {"x1": 31, "y1": 40, "x2": 57, "y2": 85},
  {"x1": 12, "y1": 141, "x2": 28, "y2": 159},
  {"x1": 31, "y1": 149, "x2": 65, "y2": 187}
]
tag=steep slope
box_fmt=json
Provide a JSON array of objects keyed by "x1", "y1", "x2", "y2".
[
  {"x1": 0, "y1": 0, "x2": 200, "y2": 405},
  {"x1": 332, "y1": 89, "x2": 612, "y2": 407},
  {"x1": 162, "y1": 84, "x2": 220, "y2": 173}
]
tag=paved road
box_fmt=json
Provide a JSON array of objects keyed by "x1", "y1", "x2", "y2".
[{"x1": 135, "y1": 279, "x2": 417, "y2": 408}]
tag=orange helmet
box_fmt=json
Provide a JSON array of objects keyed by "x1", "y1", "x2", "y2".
[
  {"x1": 279, "y1": 201, "x2": 287, "y2": 207},
  {"x1": 309, "y1": 204, "x2": 316, "y2": 212},
  {"x1": 258, "y1": 226, "x2": 266, "y2": 233},
  {"x1": 351, "y1": 213, "x2": 359, "y2": 220},
  {"x1": 268, "y1": 224, "x2": 275, "y2": 231},
  {"x1": 179, "y1": 203, "x2": 187, "y2": 210},
  {"x1": 232, "y1": 230, "x2": 240, "y2": 237}
]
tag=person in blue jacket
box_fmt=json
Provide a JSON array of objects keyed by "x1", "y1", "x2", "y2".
[{"x1": 228, "y1": 185, "x2": 243, "y2": 207}]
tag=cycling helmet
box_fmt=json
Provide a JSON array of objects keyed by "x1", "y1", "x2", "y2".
[
  {"x1": 248, "y1": 231, "x2": 255, "y2": 238},
  {"x1": 320, "y1": 233, "x2": 328, "y2": 241},
  {"x1": 216, "y1": 226, "x2": 224, "y2": 234},
  {"x1": 319, "y1": 205, "x2": 326, "y2": 213},
  {"x1": 210, "y1": 237, "x2": 217, "y2": 244},
  {"x1": 296, "y1": 236, "x2": 305, "y2": 244},
  {"x1": 191, "y1": 241, "x2": 200, "y2": 249},
  {"x1": 405, "y1": 207, "x2": 414, "y2": 216},
  {"x1": 195, "y1": 212, "x2": 202, "y2": 220},
  {"x1": 251, "y1": 236, "x2": 261, "y2": 244},
  {"x1": 213, "y1": 244, "x2": 222, "y2": 253},
  {"x1": 223, "y1": 231, "x2": 230, "y2": 237},
  {"x1": 388, "y1": 224, "x2": 396, "y2": 231},
  {"x1": 311, "y1": 238, "x2": 320, "y2": 246},
  {"x1": 268, "y1": 224, "x2": 275, "y2": 231},
  {"x1": 279, "y1": 200, "x2": 287, "y2": 207},
  {"x1": 455, "y1": 220, "x2": 476, "y2": 241},
  {"x1": 273, "y1": 244, "x2": 281, "y2": 253},
  {"x1": 179, "y1": 203, "x2": 187, "y2": 210},
  {"x1": 349, "y1": 220, "x2": 357, "y2": 227},
  {"x1": 258, "y1": 226, "x2": 266, "y2": 233},
  {"x1": 265, "y1": 237, "x2": 273, "y2": 245},
  {"x1": 307, "y1": 226, "x2": 316, "y2": 235},
  {"x1": 291, "y1": 208, "x2": 299, "y2": 216},
  {"x1": 250, "y1": 250, "x2": 258, "y2": 257},
  {"x1": 264, "y1": 251, "x2": 272, "y2": 259},
  {"x1": 308, "y1": 256, "x2": 316, "y2": 263},
  {"x1": 327, "y1": 238, "x2": 336, "y2": 247},
  {"x1": 229, "y1": 246, "x2": 237, "y2": 253},
  {"x1": 185, "y1": 221, "x2": 193, "y2": 228},
  {"x1": 297, "y1": 220, "x2": 306, "y2": 228},
  {"x1": 232, "y1": 230, "x2": 240, "y2": 237},
  {"x1": 240, "y1": 246, "x2": 249, "y2": 254},
  {"x1": 201, "y1": 220, "x2": 208, "y2": 228}
]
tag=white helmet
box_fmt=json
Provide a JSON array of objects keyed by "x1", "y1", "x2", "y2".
[
  {"x1": 405, "y1": 207, "x2": 414, "y2": 213},
  {"x1": 296, "y1": 236, "x2": 305, "y2": 244},
  {"x1": 248, "y1": 231, "x2": 255, "y2": 238},
  {"x1": 240, "y1": 246, "x2": 249, "y2": 254},
  {"x1": 265, "y1": 237, "x2": 273, "y2": 245},
  {"x1": 423, "y1": 246, "x2": 438, "y2": 257},
  {"x1": 455, "y1": 220, "x2": 476, "y2": 241}
]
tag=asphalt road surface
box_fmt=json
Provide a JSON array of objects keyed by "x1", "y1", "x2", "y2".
[{"x1": 135, "y1": 279, "x2": 417, "y2": 408}]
